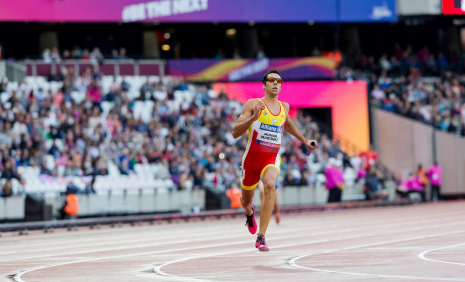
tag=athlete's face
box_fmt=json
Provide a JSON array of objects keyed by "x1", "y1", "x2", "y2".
[{"x1": 263, "y1": 74, "x2": 282, "y2": 95}]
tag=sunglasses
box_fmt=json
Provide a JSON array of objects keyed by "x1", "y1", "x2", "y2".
[{"x1": 265, "y1": 77, "x2": 283, "y2": 84}]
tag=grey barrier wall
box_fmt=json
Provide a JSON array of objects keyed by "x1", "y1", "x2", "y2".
[
  {"x1": 374, "y1": 108, "x2": 434, "y2": 171},
  {"x1": 0, "y1": 61, "x2": 5, "y2": 78},
  {"x1": 46, "y1": 190, "x2": 206, "y2": 218},
  {"x1": 373, "y1": 108, "x2": 465, "y2": 195},
  {"x1": 0, "y1": 197, "x2": 25, "y2": 220},
  {"x1": 2, "y1": 183, "x2": 386, "y2": 221},
  {"x1": 436, "y1": 131, "x2": 465, "y2": 195},
  {"x1": 0, "y1": 191, "x2": 205, "y2": 222}
]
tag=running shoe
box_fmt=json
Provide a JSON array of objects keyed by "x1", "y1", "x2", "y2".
[
  {"x1": 275, "y1": 214, "x2": 280, "y2": 224},
  {"x1": 245, "y1": 204, "x2": 257, "y2": 235},
  {"x1": 255, "y1": 234, "x2": 269, "y2": 252}
]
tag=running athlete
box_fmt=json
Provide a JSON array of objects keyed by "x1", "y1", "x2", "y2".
[{"x1": 232, "y1": 70, "x2": 318, "y2": 252}]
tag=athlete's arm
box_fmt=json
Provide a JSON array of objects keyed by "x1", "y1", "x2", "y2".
[
  {"x1": 282, "y1": 102, "x2": 319, "y2": 151},
  {"x1": 232, "y1": 99, "x2": 265, "y2": 139}
]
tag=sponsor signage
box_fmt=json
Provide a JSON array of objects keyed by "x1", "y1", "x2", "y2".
[
  {"x1": 0, "y1": 0, "x2": 396, "y2": 22},
  {"x1": 259, "y1": 124, "x2": 283, "y2": 134},
  {"x1": 168, "y1": 57, "x2": 335, "y2": 82},
  {"x1": 339, "y1": 0, "x2": 397, "y2": 22}
]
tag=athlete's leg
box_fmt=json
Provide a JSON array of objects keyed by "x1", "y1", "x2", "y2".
[
  {"x1": 241, "y1": 187, "x2": 256, "y2": 216},
  {"x1": 259, "y1": 166, "x2": 279, "y2": 235},
  {"x1": 274, "y1": 189, "x2": 280, "y2": 216},
  {"x1": 258, "y1": 181, "x2": 264, "y2": 202}
]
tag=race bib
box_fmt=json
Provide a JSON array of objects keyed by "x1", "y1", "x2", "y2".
[
  {"x1": 255, "y1": 123, "x2": 282, "y2": 147},
  {"x1": 432, "y1": 174, "x2": 439, "y2": 180},
  {"x1": 239, "y1": 166, "x2": 245, "y2": 179}
]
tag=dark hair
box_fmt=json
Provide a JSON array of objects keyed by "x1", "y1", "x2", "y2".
[{"x1": 262, "y1": 70, "x2": 281, "y2": 85}]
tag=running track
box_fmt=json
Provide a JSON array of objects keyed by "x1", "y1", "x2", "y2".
[{"x1": 1, "y1": 201, "x2": 465, "y2": 282}]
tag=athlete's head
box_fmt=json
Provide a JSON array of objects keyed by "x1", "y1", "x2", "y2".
[{"x1": 262, "y1": 70, "x2": 282, "y2": 95}]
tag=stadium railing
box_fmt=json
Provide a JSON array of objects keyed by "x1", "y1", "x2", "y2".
[{"x1": 24, "y1": 59, "x2": 166, "y2": 77}]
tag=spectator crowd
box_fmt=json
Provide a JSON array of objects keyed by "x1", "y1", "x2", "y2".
[
  {"x1": 0, "y1": 42, "x2": 449, "y2": 203},
  {"x1": 335, "y1": 43, "x2": 465, "y2": 136},
  {"x1": 0, "y1": 63, "x2": 369, "y2": 198}
]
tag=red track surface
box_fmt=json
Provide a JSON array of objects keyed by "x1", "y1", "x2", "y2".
[{"x1": 1, "y1": 201, "x2": 465, "y2": 282}]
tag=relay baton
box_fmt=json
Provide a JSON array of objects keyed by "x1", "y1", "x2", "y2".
[{"x1": 306, "y1": 141, "x2": 317, "y2": 156}]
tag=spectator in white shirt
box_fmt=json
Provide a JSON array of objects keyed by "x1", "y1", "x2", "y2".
[{"x1": 371, "y1": 84, "x2": 385, "y2": 100}]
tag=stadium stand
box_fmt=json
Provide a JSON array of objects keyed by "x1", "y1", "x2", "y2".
[{"x1": 0, "y1": 67, "x2": 370, "y2": 198}]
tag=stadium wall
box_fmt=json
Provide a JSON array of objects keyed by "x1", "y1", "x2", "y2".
[{"x1": 373, "y1": 108, "x2": 465, "y2": 196}]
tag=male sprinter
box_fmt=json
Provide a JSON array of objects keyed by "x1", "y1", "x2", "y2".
[{"x1": 232, "y1": 70, "x2": 318, "y2": 252}]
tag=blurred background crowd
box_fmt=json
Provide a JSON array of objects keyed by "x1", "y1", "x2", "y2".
[{"x1": 0, "y1": 38, "x2": 452, "y2": 203}]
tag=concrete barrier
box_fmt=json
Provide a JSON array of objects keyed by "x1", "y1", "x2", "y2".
[
  {"x1": 41, "y1": 190, "x2": 206, "y2": 219},
  {"x1": 252, "y1": 183, "x2": 369, "y2": 207},
  {"x1": 1, "y1": 182, "x2": 393, "y2": 221},
  {"x1": 0, "y1": 197, "x2": 25, "y2": 221}
]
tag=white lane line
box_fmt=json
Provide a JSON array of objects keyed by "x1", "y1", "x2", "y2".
[
  {"x1": 2, "y1": 214, "x2": 396, "y2": 263},
  {"x1": 13, "y1": 209, "x2": 465, "y2": 282},
  {"x1": 15, "y1": 219, "x2": 465, "y2": 282},
  {"x1": 154, "y1": 223, "x2": 465, "y2": 281},
  {"x1": 11, "y1": 221, "x2": 401, "y2": 282},
  {"x1": 418, "y1": 242, "x2": 465, "y2": 266},
  {"x1": 2, "y1": 202, "x2": 458, "y2": 248},
  {"x1": 288, "y1": 230, "x2": 465, "y2": 281},
  {"x1": 8, "y1": 209, "x2": 455, "y2": 263}
]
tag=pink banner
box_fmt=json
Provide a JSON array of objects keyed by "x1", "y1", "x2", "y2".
[{"x1": 213, "y1": 81, "x2": 369, "y2": 151}]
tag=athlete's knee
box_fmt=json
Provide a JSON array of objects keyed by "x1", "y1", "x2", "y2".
[
  {"x1": 241, "y1": 196, "x2": 252, "y2": 208},
  {"x1": 263, "y1": 179, "x2": 276, "y2": 194}
]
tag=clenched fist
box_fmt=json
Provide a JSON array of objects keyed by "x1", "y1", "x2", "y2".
[{"x1": 252, "y1": 101, "x2": 266, "y2": 120}]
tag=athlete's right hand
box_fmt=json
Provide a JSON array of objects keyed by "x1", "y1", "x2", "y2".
[{"x1": 252, "y1": 101, "x2": 266, "y2": 119}]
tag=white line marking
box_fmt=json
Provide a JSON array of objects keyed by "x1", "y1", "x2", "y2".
[
  {"x1": 5, "y1": 212, "x2": 422, "y2": 263},
  {"x1": 9, "y1": 210, "x2": 456, "y2": 264},
  {"x1": 418, "y1": 242, "x2": 465, "y2": 266},
  {"x1": 13, "y1": 210, "x2": 465, "y2": 282},
  {"x1": 288, "y1": 230, "x2": 465, "y2": 281},
  {"x1": 154, "y1": 223, "x2": 465, "y2": 281}
]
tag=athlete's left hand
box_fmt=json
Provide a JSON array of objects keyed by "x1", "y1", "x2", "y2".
[{"x1": 305, "y1": 139, "x2": 318, "y2": 151}]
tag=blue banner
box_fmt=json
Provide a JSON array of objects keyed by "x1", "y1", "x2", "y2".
[{"x1": 340, "y1": 0, "x2": 397, "y2": 22}]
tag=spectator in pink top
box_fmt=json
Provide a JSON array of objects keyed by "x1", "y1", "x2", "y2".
[
  {"x1": 87, "y1": 78, "x2": 102, "y2": 110},
  {"x1": 325, "y1": 158, "x2": 344, "y2": 203},
  {"x1": 427, "y1": 161, "x2": 442, "y2": 201},
  {"x1": 406, "y1": 172, "x2": 426, "y2": 202}
]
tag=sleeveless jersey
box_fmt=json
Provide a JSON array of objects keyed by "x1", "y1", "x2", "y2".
[{"x1": 245, "y1": 98, "x2": 286, "y2": 154}]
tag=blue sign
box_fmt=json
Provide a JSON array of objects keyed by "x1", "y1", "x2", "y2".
[{"x1": 339, "y1": 0, "x2": 397, "y2": 22}]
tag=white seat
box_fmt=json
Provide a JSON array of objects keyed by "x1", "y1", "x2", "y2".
[
  {"x1": 57, "y1": 166, "x2": 65, "y2": 177},
  {"x1": 54, "y1": 139, "x2": 64, "y2": 151},
  {"x1": 174, "y1": 90, "x2": 184, "y2": 101},
  {"x1": 101, "y1": 101, "x2": 115, "y2": 117},
  {"x1": 0, "y1": 92, "x2": 11, "y2": 104},
  {"x1": 71, "y1": 91, "x2": 86, "y2": 104},
  {"x1": 148, "y1": 75, "x2": 160, "y2": 84},
  {"x1": 343, "y1": 167, "x2": 357, "y2": 182},
  {"x1": 107, "y1": 161, "x2": 120, "y2": 176},
  {"x1": 316, "y1": 173, "x2": 326, "y2": 184},
  {"x1": 141, "y1": 101, "x2": 154, "y2": 123},
  {"x1": 45, "y1": 154, "x2": 56, "y2": 171},
  {"x1": 162, "y1": 179, "x2": 175, "y2": 189}
]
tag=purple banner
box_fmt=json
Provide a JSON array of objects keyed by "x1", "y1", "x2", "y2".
[
  {"x1": 167, "y1": 57, "x2": 335, "y2": 82},
  {"x1": 0, "y1": 0, "x2": 396, "y2": 23},
  {"x1": 0, "y1": 0, "x2": 336, "y2": 22}
]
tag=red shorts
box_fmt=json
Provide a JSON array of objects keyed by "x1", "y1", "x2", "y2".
[{"x1": 240, "y1": 152, "x2": 280, "y2": 190}]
